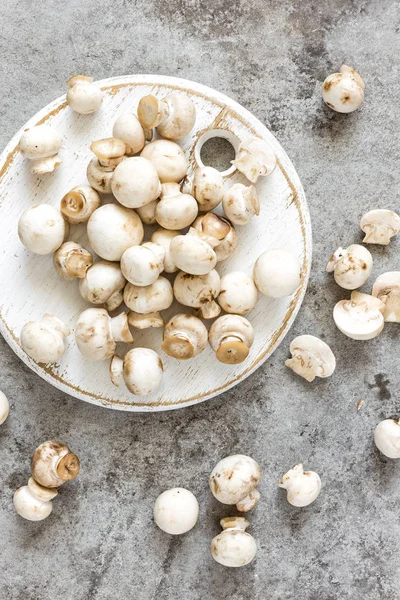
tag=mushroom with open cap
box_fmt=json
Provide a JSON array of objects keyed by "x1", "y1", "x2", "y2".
[
  {"x1": 0, "y1": 391, "x2": 9, "y2": 425},
  {"x1": 79, "y1": 261, "x2": 126, "y2": 311},
  {"x1": 254, "y1": 249, "x2": 301, "y2": 297},
  {"x1": 86, "y1": 138, "x2": 126, "y2": 194},
  {"x1": 218, "y1": 272, "x2": 258, "y2": 315},
  {"x1": 121, "y1": 242, "x2": 165, "y2": 287},
  {"x1": 111, "y1": 156, "x2": 161, "y2": 209},
  {"x1": 209, "y1": 315, "x2": 254, "y2": 364},
  {"x1": 173, "y1": 270, "x2": 221, "y2": 319},
  {"x1": 155, "y1": 183, "x2": 198, "y2": 230},
  {"x1": 333, "y1": 291, "x2": 385, "y2": 340},
  {"x1": 13, "y1": 477, "x2": 58, "y2": 521},
  {"x1": 285, "y1": 335, "x2": 336, "y2": 382},
  {"x1": 140, "y1": 139, "x2": 188, "y2": 183},
  {"x1": 279, "y1": 463, "x2": 321, "y2": 507},
  {"x1": 138, "y1": 92, "x2": 196, "y2": 140},
  {"x1": 124, "y1": 276, "x2": 173, "y2": 329},
  {"x1": 151, "y1": 229, "x2": 181, "y2": 273},
  {"x1": 31, "y1": 440, "x2": 80, "y2": 488},
  {"x1": 18, "y1": 204, "x2": 69, "y2": 255},
  {"x1": 53, "y1": 241, "x2": 93, "y2": 280},
  {"x1": 192, "y1": 213, "x2": 237, "y2": 261},
  {"x1": 19, "y1": 125, "x2": 62, "y2": 175},
  {"x1": 110, "y1": 348, "x2": 163, "y2": 396},
  {"x1": 326, "y1": 244, "x2": 373, "y2": 290},
  {"x1": 209, "y1": 454, "x2": 261, "y2": 511},
  {"x1": 372, "y1": 272, "x2": 400, "y2": 322},
  {"x1": 222, "y1": 183, "x2": 260, "y2": 226},
  {"x1": 162, "y1": 314, "x2": 208, "y2": 360},
  {"x1": 211, "y1": 517, "x2": 257, "y2": 567},
  {"x1": 374, "y1": 419, "x2": 400, "y2": 459},
  {"x1": 182, "y1": 166, "x2": 224, "y2": 211},
  {"x1": 87, "y1": 204, "x2": 144, "y2": 261},
  {"x1": 75, "y1": 308, "x2": 133, "y2": 361},
  {"x1": 231, "y1": 136, "x2": 276, "y2": 184},
  {"x1": 60, "y1": 184, "x2": 101, "y2": 224},
  {"x1": 66, "y1": 75, "x2": 104, "y2": 114},
  {"x1": 20, "y1": 314, "x2": 70, "y2": 364},
  {"x1": 153, "y1": 487, "x2": 199, "y2": 534},
  {"x1": 322, "y1": 65, "x2": 365, "y2": 113},
  {"x1": 360, "y1": 209, "x2": 400, "y2": 245},
  {"x1": 170, "y1": 229, "x2": 217, "y2": 275},
  {"x1": 112, "y1": 113, "x2": 146, "y2": 155}
]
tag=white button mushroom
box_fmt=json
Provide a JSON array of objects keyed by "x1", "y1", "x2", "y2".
[
  {"x1": 75, "y1": 308, "x2": 133, "y2": 361},
  {"x1": 140, "y1": 139, "x2": 188, "y2": 183},
  {"x1": 112, "y1": 113, "x2": 146, "y2": 155},
  {"x1": 110, "y1": 348, "x2": 163, "y2": 396},
  {"x1": 87, "y1": 204, "x2": 144, "y2": 261},
  {"x1": 285, "y1": 335, "x2": 336, "y2": 382},
  {"x1": 18, "y1": 204, "x2": 69, "y2": 255},
  {"x1": 31, "y1": 440, "x2": 80, "y2": 488},
  {"x1": 231, "y1": 136, "x2": 276, "y2": 184},
  {"x1": 374, "y1": 419, "x2": 400, "y2": 459},
  {"x1": 372, "y1": 272, "x2": 400, "y2": 322},
  {"x1": 209, "y1": 315, "x2": 255, "y2": 365},
  {"x1": 0, "y1": 391, "x2": 10, "y2": 425},
  {"x1": 153, "y1": 487, "x2": 199, "y2": 535},
  {"x1": 20, "y1": 314, "x2": 70, "y2": 364},
  {"x1": 360, "y1": 209, "x2": 400, "y2": 245},
  {"x1": 169, "y1": 230, "x2": 217, "y2": 275},
  {"x1": 182, "y1": 166, "x2": 224, "y2": 211},
  {"x1": 218, "y1": 272, "x2": 258, "y2": 315},
  {"x1": 211, "y1": 517, "x2": 257, "y2": 568},
  {"x1": 138, "y1": 92, "x2": 196, "y2": 140},
  {"x1": 86, "y1": 138, "x2": 126, "y2": 194},
  {"x1": 173, "y1": 270, "x2": 221, "y2": 319},
  {"x1": 120, "y1": 242, "x2": 165, "y2": 286},
  {"x1": 19, "y1": 125, "x2": 62, "y2": 174},
  {"x1": 279, "y1": 463, "x2": 321, "y2": 507},
  {"x1": 155, "y1": 183, "x2": 198, "y2": 230},
  {"x1": 53, "y1": 241, "x2": 93, "y2": 280},
  {"x1": 222, "y1": 183, "x2": 259, "y2": 225},
  {"x1": 111, "y1": 157, "x2": 161, "y2": 209},
  {"x1": 79, "y1": 261, "x2": 126, "y2": 311},
  {"x1": 151, "y1": 229, "x2": 181, "y2": 273},
  {"x1": 333, "y1": 291, "x2": 386, "y2": 340},
  {"x1": 60, "y1": 184, "x2": 101, "y2": 224},
  {"x1": 254, "y1": 249, "x2": 301, "y2": 298},
  {"x1": 162, "y1": 314, "x2": 208, "y2": 360},
  {"x1": 326, "y1": 245, "x2": 373, "y2": 290},
  {"x1": 209, "y1": 454, "x2": 261, "y2": 511},
  {"x1": 192, "y1": 213, "x2": 237, "y2": 262},
  {"x1": 13, "y1": 477, "x2": 58, "y2": 521},
  {"x1": 322, "y1": 65, "x2": 365, "y2": 113},
  {"x1": 66, "y1": 75, "x2": 104, "y2": 114},
  {"x1": 136, "y1": 200, "x2": 158, "y2": 225},
  {"x1": 124, "y1": 277, "x2": 174, "y2": 328}
]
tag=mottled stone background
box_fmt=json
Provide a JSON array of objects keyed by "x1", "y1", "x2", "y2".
[{"x1": 1, "y1": 1, "x2": 399, "y2": 598}]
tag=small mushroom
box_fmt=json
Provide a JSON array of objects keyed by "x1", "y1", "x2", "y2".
[
  {"x1": 13, "y1": 477, "x2": 58, "y2": 521},
  {"x1": 19, "y1": 125, "x2": 62, "y2": 174},
  {"x1": 155, "y1": 183, "x2": 198, "y2": 230},
  {"x1": 18, "y1": 204, "x2": 69, "y2": 255},
  {"x1": 360, "y1": 209, "x2": 400, "y2": 245},
  {"x1": 173, "y1": 270, "x2": 221, "y2": 319},
  {"x1": 79, "y1": 261, "x2": 126, "y2": 310},
  {"x1": 87, "y1": 204, "x2": 144, "y2": 261},
  {"x1": 31, "y1": 440, "x2": 80, "y2": 488},
  {"x1": 138, "y1": 92, "x2": 196, "y2": 140},
  {"x1": 211, "y1": 517, "x2": 257, "y2": 568},
  {"x1": 111, "y1": 157, "x2": 161, "y2": 209},
  {"x1": 374, "y1": 419, "x2": 400, "y2": 459},
  {"x1": 66, "y1": 75, "x2": 104, "y2": 114},
  {"x1": 254, "y1": 249, "x2": 301, "y2": 297},
  {"x1": 151, "y1": 229, "x2": 181, "y2": 273},
  {"x1": 279, "y1": 463, "x2": 321, "y2": 507},
  {"x1": 222, "y1": 183, "x2": 259, "y2": 225},
  {"x1": 182, "y1": 166, "x2": 224, "y2": 211},
  {"x1": 120, "y1": 242, "x2": 165, "y2": 286},
  {"x1": 285, "y1": 335, "x2": 336, "y2": 382},
  {"x1": 136, "y1": 200, "x2": 158, "y2": 225},
  {"x1": 86, "y1": 137, "x2": 126, "y2": 193},
  {"x1": 20, "y1": 314, "x2": 70, "y2": 364},
  {"x1": 153, "y1": 488, "x2": 199, "y2": 534},
  {"x1": 218, "y1": 272, "x2": 258, "y2": 315},
  {"x1": 169, "y1": 229, "x2": 217, "y2": 275},
  {"x1": 162, "y1": 314, "x2": 208, "y2": 360},
  {"x1": 322, "y1": 65, "x2": 365, "y2": 113},
  {"x1": 60, "y1": 184, "x2": 101, "y2": 224},
  {"x1": 372, "y1": 272, "x2": 400, "y2": 322},
  {"x1": 326, "y1": 244, "x2": 373, "y2": 290},
  {"x1": 140, "y1": 139, "x2": 188, "y2": 183},
  {"x1": 0, "y1": 391, "x2": 10, "y2": 425},
  {"x1": 110, "y1": 348, "x2": 163, "y2": 396},
  {"x1": 53, "y1": 241, "x2": 93, "y2": 280},
  {"x1": 124, "y1": 276, "x2": 173, "y2": 327},
  {"x1": 192, "y1": 213, "x2": 237, "y2": 262},
  {"x1": 231, "y1": 136, "x2": 276, "y2": 184},
  {"x1": 75, "y1": 308, "x2": 133, "y2": 361},
  {"x1": 209, "y1": 315, "x2": 254, "y2": 364},
  {"x1": 209, "y1": 454, "x2": 261, "y2": 510},
  {"x1": 333, "y1": 291, "x2": 385, "y2": 340},
  {"x1": 112, "y1": 113, "x2": 146, "y2": 155}
]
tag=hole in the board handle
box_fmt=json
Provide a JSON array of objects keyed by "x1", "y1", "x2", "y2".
[{"x1": 200, "y1": 137, "x2": 236, "y2": 173}]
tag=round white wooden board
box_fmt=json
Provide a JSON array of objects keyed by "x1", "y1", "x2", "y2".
[{"x1": 0, "y1": 75, "x2": 311, "y2": 411}]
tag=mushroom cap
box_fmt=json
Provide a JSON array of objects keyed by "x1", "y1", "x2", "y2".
[
  {"x1": 218, "y1": 272, "x2": 258, "y2": 315},
  {"x1": 136, "y1": 199, "x2": 158, "y2": 225},
  {"x1": 13, "y1": 485, "x2": 53, "y2": 521},
  {"x1": 326, "y1": 245, "x2": 373, "y2": 290},
  {"x1": 157, "y1": 92, "x2": 196, "y2": 139},
  {"x1": 124, "y1": 277, "x2": 173, "y2": 315},
  {"x1": 79, "y1": 261, "x2": 126, "y2": 304},
  {"x1": 75, "y1": 308, "x2": 117, "y2": 360},
  {"x1": 155, "y1": 183, "x2": 198, "y2": 230},
  {"x1": 60, "y1": 184, "x2": 101, "y2": 224},
  {"x1": 360, "y1": 209, "x2": 400, "y2": 245},
  {"x1": 27, "y1": 476, "x2": 58, "y2": 501},
  {"x1": 66, "y1": 79, "x2": 104, "y2": 114},
  {"x1": 20, "y1": 315, "x2": 70, "y2": 364},
  {"x1": 211, "y1": 527, "x2": 257, "y2": 567},
  {"x1": 279, "y1": 463, "x2": 321, "y2": 507},
  {"x1": 374, "y1": 419, "x2": 400, "y2": 459},
  {"x1": 87, "y1": 204, "x2": 144, "y2": 261},
  {"x1": 154, "y1": 487, "x2": 199, "y2": 534},
  {"x1": 322, "y1": 68, "x2": 364, "y2": 113},
  {"x1": 162, "y1": 313, "x2": 208, "y2": 359},
  {"x1": 120, "y1": 242, "x2": 165, "y2": 286},
  {"x1": 209, "y1": 315, "x2": 255, "y2": 364},
  {"x1": 151, "y1": 228, "x2": 181, "y2": 273},
  {"x1": 112, "y1": 113, "x2": 146, "y2": 155},
  {"x1": 31, "y1": 440, "x2": 80, "y2": 488},
  {"x1": 19, "y1": 125, "x2": 62, "y2": 160},
  {"x1": 121, "y1": 348, "x2": 163, "y2": 396},
  {"x1": 170, "y1": 232, "x2": 217, "y2": 275},
  {"x1": 140, "y1": 140, "x2": 188, "y2": 183},
  {"x1": 0, "y1": 390, "x2": 9, "y2": 425},
  {"x1": 209, "y1": 454, "x2": 261, "y2": 505},
  {"x1": 86, "y1": 158, "x2": 114, "y2": 194},
  {"x1": 111, "y1": 157, "x2": 161, "y2": 209},
  {"x1": 254, "y1": 249, "x2": 301, "y2": 297},
  {"x1": 190, "y1": 166, "x2": 224, "y2": 211},
  {"x1": 18, "y1": 204, "x2": 67, "y2": 255},
  {"x1": 372, "y1": 272, "x2": 400, "y2": 322},
  {"x1": 231, "y1": 136, "x2": 276, "y2": 184},
  {"x1": 285, "y1": 335, "x2": 336, "y2": 382},
  {"x1": 333, "y1": 291, "x2": 385, "y2": 340},
  {"x1": 53, "y1": 241, "x2": 93, "y2": 280},
  {"x1": 173, "y1": 270, "x2": 221, "y2": 319},
  {"x1": 222, "y1": 183, "x2": 259, "y2": 225}
]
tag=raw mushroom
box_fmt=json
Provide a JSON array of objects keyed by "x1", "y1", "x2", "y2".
[
  {"x1": 86, "y1": 137, "x2": 126, "y2": 194},
  {"x1": 374, "y1": 419, "x2": 400, "y2": 459},
  {"x1": 173, "y1": 270, "x2": 221, "y2": 319},
  {"x1": 151, "y1": 229, "x2": 181, "y2": 273},
  {"x1": 128, "y1": 312, "x2": 164, "y2": 330},
  {"x1": 372, "y1": 272, "x2": 400, "y2": 322},
  {"x1": 138, "y1": 92, "x2": 196, "y2": 140},
  {"x1": 87, "y1": 204, "x2": 144, "y2": 261},
  {"x1": 110, "y1": 348, "x2": 163, "y2": 396},
  {"x1": 209, "y1": 315, "x2": 255, "y2": 364},
  {"x1": 211, "y1": 517, "x2": 257, "y2": 568},
  {"x1": 66, "y1": 75, "x2": 104, "y2": 114},
  {"x1": 322, "y1": 65, "x2": 365, "y2": 113},
  {"x1": 333, "y1": 291, "x2": 385, "y2": 340},
  {"x1": 254, "y1": 249, "x2": 301, "y2": 297},
  {"x1": 222, "y1": 183, "x2": 259, "y2": 225},
  {"x1": 111, "y1": 157, "x2": 161, "y2": 209},
  {"x1": 155, "y1": 183, "x2": 198, "y2": 230},
  {"x1": 53, "y1": 242, "x2": 93, "y2": 280},
  {"x1": 285, "y1": 335, "x2": 336, "y2": 382},
  {"x1": 31, "y1": 440, "x2": 80, "y2": 488},
  {"x1": 0, "y1": 391, "x2": 9, "y2": 425},
  {"x1": 79, "y1": 261, "x2": 126, "y2": 311},
  {"x1": 326, "y1": 245, "x2": 373, "y2": 290},
  {"x1": 360, "y1": 209, "x2": 400, "y2": 245},
  {"x1": 60, "y1": 184, "x2": 101, "y2": 224},
  {"x1": 18, "y1": 204, "x2": 68, "y2": 255},
  {"x1": 162, "y1": 314, "x2": 208, "y2": 360},
  {"x1": 75, "y1": 308, "x2": 133, "y2": 360},
  {"x1": 20, "y1": 314, "x2": 70, "y2": 364},
  {"x1": 209, "y1": 454, "x2": 261, "y2": 511},
  {"x1": 140, "y1": 139, "x2": 188, "y2": 183},
  {"x1": 279, "y1": 463, "x2": 321, "y2": 507},
  {"x1": 153, "y1": 488, "x2": 199, "y2": 534},
  {"x1": 112, "y1": 113, "x2": 146, "y2": 155},
  {"x1": 124, "y1": 276, "x2": 173, "y2": 329},
  {"x1": 218, "y1": 272, "x2": 258, "y2": 315},
  {"x1": 169, "y1": 229, "x2": 217, "y2": 275},
  {"x1": 192, "y1": 213, "x2": 237, "y2": 262},
  {"x1": 182, "y1": 166, "x2": 224, "y2": 211},
  {"x1": 231, "y1": 136, "x2": 276, "y2": 184},
  {"x1": 120, "y1": 242, "x2": 165, "y2": 286},
  {"x1": 13, "y1": 477, "x2": 58, "y2": 521},
  {"x1": 136, "y1": 200, "x2": 158, "y2": 225},
  {"x1": 19, "y1": 125, "x2": 62, "y2": 174}
]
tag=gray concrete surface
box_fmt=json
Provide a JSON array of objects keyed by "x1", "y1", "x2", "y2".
[{"x1": 1, "y1": 0, "x2": 400, "y2": 598}]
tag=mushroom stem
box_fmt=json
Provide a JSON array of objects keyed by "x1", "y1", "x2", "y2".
[
  {"x1": 60, "y1": 186, "x2": 101, "y2": 224},
  {"x1": 30, "y1": 155, "x2": 61, "y2": 175},
  {"x1": 105, "y1": 289, "x2": 124, "y2": 313},
  {"x1": 110, "y1": 313, "x2": 134, "y2": 343},
  {"x1": 128, "y1": 311, "x2": 164, "y2": 329},
  {"x1": 137, "y1": 95, "x2": 167, "y2": 129},
  {"x1": 220, "y1": 516, "x2": 250, "y2": 531},
  {"x1": 326, "y1": 247, "x2": 344, "y2": 272},
  {"x1": 198, "y1": 300, "x2": 221, "y2": 320},
  {"x1": 56, "y1": 452, "x2": 80, "y2": 482},
  {"x1": 110, "y1": 354, "x2": 124, "y2": 387},
  {"x1": 236, "y1": 489, "x2": 261, "y2": 512},
  {"x1": 216, "y1": 335, "x2": 250, "y2": 365},
  {"x1": 162, "y1": 331, "x2": 195, "y2": 360}
]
